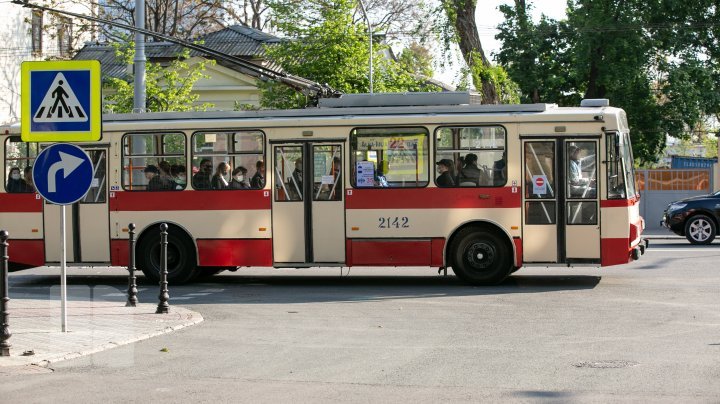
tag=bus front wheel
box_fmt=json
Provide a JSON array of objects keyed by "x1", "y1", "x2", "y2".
[
  {"x1": 450, "y1": 228, "x2": 512, "y2": 285},
  {"x1": 137, "y1": 227, "x2": 197, "y2": 284}
]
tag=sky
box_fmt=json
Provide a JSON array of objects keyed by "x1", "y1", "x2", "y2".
[{"x1": 434, "y1": 0, "x2": 568, "y2": 84}]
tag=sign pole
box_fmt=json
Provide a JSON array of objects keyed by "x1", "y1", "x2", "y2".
[{"x1": 61, "y1": 204, "x2": 67, "y2": 332}]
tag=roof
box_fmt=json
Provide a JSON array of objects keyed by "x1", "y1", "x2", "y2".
[{"x1": 73, "y1": 25, "x2": 282, "y2": 81}]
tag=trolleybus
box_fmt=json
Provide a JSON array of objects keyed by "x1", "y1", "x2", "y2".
[{"x1": 0, "y1": 93, "x2": 646, "y2": 284}]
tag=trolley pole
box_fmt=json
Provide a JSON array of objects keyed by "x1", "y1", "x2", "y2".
[
  {"x1": 156, "y1": 223, "x2": 170, "y2": 314},
  {"x1": 126, "y1": 223, "x2": 138, "y2": 307},
  {"x1": 1, "y1": 230, "x2": 11, "y2": 356}
]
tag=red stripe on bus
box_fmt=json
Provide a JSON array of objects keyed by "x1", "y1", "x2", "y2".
[
  {"x1": 600, "y1": 198, "x2": 639, "y2": 208},
  {"x1": 601, "y1": 238, "x2": 631, "y2": 266},
  {"x1": 349, "y1": 239, "x2": 432, "y2": 266},
  {"x1": 110, "y1": 239, "x2": 129, "y2": 266},
  {"x1": 346, "y1": 187, "x2": 521, "y2": 209},
  {"x1": 110, "y1": 190, "x2": 271, "y2": 211},
  {"x1": 0, "y1": 193, "x2": 43, "y2": 212},
  {"x1": 431, "y1": 238, "x2": 445, "y2": 267},
  {"x1": 197, "y1": 239, "x2": 272, "y2": 267},
  {"x1": 7, "y1": 239, "x2": 45, "y2": 267}
]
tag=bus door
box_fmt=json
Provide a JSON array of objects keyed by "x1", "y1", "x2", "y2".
[
  {"x1": 45, "y1": 148, "x2": 110, "y2": 263},
  {"x1": 271, "y1": 142, "x2": 345, "y2": 265},
  {"x1": 521, "y1": 139, "x2": 600, "y2": 264}
]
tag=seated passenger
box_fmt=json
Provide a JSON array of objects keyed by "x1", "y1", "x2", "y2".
[
  {"x1": 251, "y1": 160, "x2": 265, "y2": 189},
  {"x1": 6, "y1": 167, "x2": 32, "y2": 193},
  {"x1": 435, "y1": 159, "x2": 456, "y2": 187},
  {"x1": 374, "y1": 163, "x2": 389, "y2": 187},
  {"x1": 171, "y1": 164, "x2": 187, "y2": 190},
  {"x1": 192, "y1": 159, "x2": 212, "y2": 190},
  {"x1": 23, "y1": 166, "x2": 35, "y2": 192},
  {"x1": 145, "y1": 165, "x2": 175, "y2": 191},
  {"x1": 211, "y1": 162, "x2": 231, "y2": 190},
  {"x1": 458, "y1": 153, "x2": 489, "y2": 186},
  {"x1": 229, "y1": 166, "x2": 250, "y2": 189}
]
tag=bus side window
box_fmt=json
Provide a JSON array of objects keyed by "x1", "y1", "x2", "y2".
[
  {"x1": 4, "y1": 136, "x2": 38, "y2": 193},
  {"x1": 122, "y1": 132, "x2": 186, "y2": 191}
]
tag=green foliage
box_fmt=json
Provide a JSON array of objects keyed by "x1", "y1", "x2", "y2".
[
  {"x1": 262, "y1": 0, "x2": 439, "y2": 109},
  {"x1": 496, "y1": 0, "x2": 720, "y2": 165},
  {"x1": 103, "y1": 41, "x2": 215, "y2": 113}
]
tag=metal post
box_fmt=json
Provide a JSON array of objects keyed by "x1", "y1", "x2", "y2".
[
  {"x1": 1, "y1": 230, "x2": 11, "y2": 356},
  {"x1": 358, "y1": 0, "x2": 373, "y2": 94},
  {"x1": 126, "y1": 223, "x2": 138, "y2": 307},
  {"x1": 60, "y1": 205, "x2": 67, "y2": 332},
  {"x1": 156, "y1": 223, "x2": 169, "y2": 314},
  {"x1": 133, "y1": 0, "x2": 146, "y2": 112}
]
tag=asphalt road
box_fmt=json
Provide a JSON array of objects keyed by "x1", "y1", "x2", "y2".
[{"x1": 2, "y1": 239, "x2": 719, "y2": 403}]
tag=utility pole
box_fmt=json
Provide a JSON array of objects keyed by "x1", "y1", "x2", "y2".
[
  {"x1": 133, "y1": 0, "x2": 146, "y2": 112},
  {"x1": 358, "y1": 0, "x2": 373, "y2": 94}
]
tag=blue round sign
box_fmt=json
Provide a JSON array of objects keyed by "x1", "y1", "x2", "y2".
[{"x1": 33, "y1": 143, "x2": 94, "y2": 205}]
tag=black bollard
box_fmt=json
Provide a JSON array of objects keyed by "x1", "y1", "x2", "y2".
[
  {"x1": 1, "y1": 230, "x2": 11, "y2": 357},
  {"x1": 156, "y1": 223, "x2": 170, "y2": 314},
  {"x1": 126, "y1": 223, "x2": 138, "y2": 307}
]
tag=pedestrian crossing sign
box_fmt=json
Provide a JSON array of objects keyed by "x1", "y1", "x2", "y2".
[{"x1": 21, "y1": 60, "x2": 101, "y2": 142}]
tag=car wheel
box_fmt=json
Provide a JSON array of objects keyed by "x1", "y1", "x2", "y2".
[
  {"x1": 450, "y1": 228, "x2": 512, "y2": 285},
  {"x1": 137, "y1": 227, "x2": 197, "y2": 284},
  {"x1": 684, "y1": 214, "x2": 716, "y2": 245}
]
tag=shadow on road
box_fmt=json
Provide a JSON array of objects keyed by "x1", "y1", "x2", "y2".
[{"x1": 8, "y1": 272, "x2": 601, "y2": 305}]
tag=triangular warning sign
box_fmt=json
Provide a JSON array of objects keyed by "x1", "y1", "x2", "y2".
[{"x1": 32, "y1": 73, "x2": 88, "y2": 123}]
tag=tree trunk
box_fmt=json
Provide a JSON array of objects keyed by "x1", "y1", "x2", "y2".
[{"x1": 451, "y1": 0, "x2": 498, "y2": 104}]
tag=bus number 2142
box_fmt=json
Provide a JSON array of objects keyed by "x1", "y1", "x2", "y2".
[{"x1": 378, "y1": 217, "x2": 410, "y2": 229}]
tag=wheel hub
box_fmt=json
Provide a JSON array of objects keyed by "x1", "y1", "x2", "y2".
[
  {"x1": 689, "y1": 219, "x2": 711, "y2": 241},
  {"x1": 465, "y1": 242, "x2": 495, "y2": 270}
]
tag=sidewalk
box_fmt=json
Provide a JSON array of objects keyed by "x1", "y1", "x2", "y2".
[
  {"x1": 0, "y1": 299, "x2": 203, "y2": 368},
  {"x1": 643, "y1": 228, "x2": 684, "y2": 240}
]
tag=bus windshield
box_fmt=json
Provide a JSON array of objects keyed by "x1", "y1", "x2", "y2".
[{"x1": 622, "y1": 132, "x2": 637, "y2": 197}]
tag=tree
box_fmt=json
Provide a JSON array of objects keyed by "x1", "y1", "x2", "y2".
[
  {"x1": 103, "y1": 41, "x2": 215, "y2": 112},
  {"x1": 261, "y1": 0, "x2": 440, "y2": 109},
  {"x1": 496, "y1": 0, "x2": 720, "y2": 165},
  {"x1": 222, "y1": 0, "x2": 272, "y2": 30}
]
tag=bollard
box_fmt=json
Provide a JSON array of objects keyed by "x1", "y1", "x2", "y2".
[
  {"x1": 156, "y1": 223, "x2": 170, "y2": 314},
  {"x1": 126, "y1": 223, "x2": 138, "y2": 307},
  {"x1": 1, "y1": 230, "x2": 11, "y2": 356}
]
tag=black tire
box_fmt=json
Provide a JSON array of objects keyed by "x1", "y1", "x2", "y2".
[
  {"x1": 684, "y1": 214, "x2": 716, "y2": 245},
  {"x1": 450, "y1": 228, "x2": 513, "y2": 285},
  {"x1": 137, "y1": 226, "x2": 197, "y2": 284}
]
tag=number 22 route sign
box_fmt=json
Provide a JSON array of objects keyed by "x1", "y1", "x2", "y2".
[{"x1": 21, "y1": 60, "x2": 102, "y2": 142}]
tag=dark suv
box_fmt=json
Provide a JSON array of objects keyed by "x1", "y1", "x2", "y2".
[{"x1": 662, "y1": 191, "x2": 720, "y2": 244}]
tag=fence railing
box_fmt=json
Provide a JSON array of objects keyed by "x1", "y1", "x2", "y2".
[{"x1": 635, "y1": 169, "x2": 712, "y2": 192}]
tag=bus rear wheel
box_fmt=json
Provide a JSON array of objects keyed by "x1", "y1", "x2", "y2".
[
  {"x1": 137, "y1": 227, "x2": 197, "y2": 284},
  {"x1": 450, "y1": 228, "x2": 512, "y2": 285}
]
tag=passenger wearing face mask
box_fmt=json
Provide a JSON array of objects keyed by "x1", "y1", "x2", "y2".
[
  {"x1": 229, "y1": 166, "x2": 250, "y2": 189},
  {"x1": 6, "y1": 167, "x2": 32, "y2": 193},
  {"x1": 171, "y1": 164, "x2": 187, "y2": 190},
  {"x1": 211, "y1": 162, "x2": 231, "y2": 190}
]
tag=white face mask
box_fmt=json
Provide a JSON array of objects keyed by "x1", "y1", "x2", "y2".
[
  {"x1": 11, "y1": 173, "x2": 21, "y2": 180},
  {"x1": 236, "y1": 175, "x2": 244, "y2": 182},
  {"x1": 176, "y1": 175, "x2": 187, "y2": 184}
]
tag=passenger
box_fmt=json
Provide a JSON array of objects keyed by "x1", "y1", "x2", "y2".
[
  {"x1": 250, "y1": 160, "x2": 265, "y2": 189},
  {"x1": 6, "y1": 167, "x2": 32, "y2": 193},
  {"x1": 455, "y1": 156, "x2": 465, "y2": 185},
  {"x1": 144, "y1": 165, "x2": 173, "y2": 191},
  {"x1": 211, "y1": 162, "x2": 231, "y2": 190},
  {"x1": 229, "y1": 166, "x2": 250, "y2": 189},
  {"x1": 289, "y1": 158, "x2": 303, "y2": 197},
  {"x1": 458, "y1": 153, "x2": 488, "y2": 186},
  {"x1": 23, "y1": 166, "x2": 35, "y2": 192},
  {"x1": 192, "y1": 159, "x2": 212, "y2": 189},
  {"x1": 171, "y1": 164, "x2": 187, "y2": 190},
  {"x1": 435, "y1": 159, "x2": 456, "y2": 187},
  {"x1": 158, "y1": 161, "x2": 177, "y2": 189},
  {"x1": 374, "y1": 165, "x2": 389, "y2": 187},
  {"x1": 492, "y1": 153, "x2": 507, "y2": 186}
]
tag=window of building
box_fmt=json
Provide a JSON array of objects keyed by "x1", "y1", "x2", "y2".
[
  {"x1": 350, "y1": 127, "x2": 429, "y2": 188},
  {"x1": 122, "y1": 132, "x2": 186, "y2": 191},
  {"x1": 434, "y1": 126, "x2": 507, "y2": 187},
  {"x1": 57, "y1": 17, "x2": 72, "y2": 57},
  {"x1": 31, "y1": 11, "x2": 43, "y2": 55},
  {"x1": 4, "y1": 136, "x2": 38, "y2": 193},
  {"x1": 191, "y1": 130, "x2": 265, "y2": 190}
]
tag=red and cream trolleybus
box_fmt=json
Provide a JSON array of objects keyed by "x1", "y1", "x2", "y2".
[{"x1": 0, "y1": 93, "x2": 646, "y2": 284}]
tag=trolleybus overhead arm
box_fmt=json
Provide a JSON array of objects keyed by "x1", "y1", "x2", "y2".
[{"x1": 11, "y1": 0, "x2": 343, "y2": 105}]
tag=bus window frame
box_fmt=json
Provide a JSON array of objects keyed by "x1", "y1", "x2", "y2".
[
  {"x1": 121, "y1": 131, "x2": 188, "y2": 192},
  {"x1": 349, "y1": 126, "x2": 430, "y2": 189},
  {"x1": 4, "y1": 135, "x2": 39, "y2": 193},
  {"x1": 190, "y1": 129, "x2": 266, "y2": 191},
  {"x1": 433, "y1": 124, "x2": 508, "y2": 188}
]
